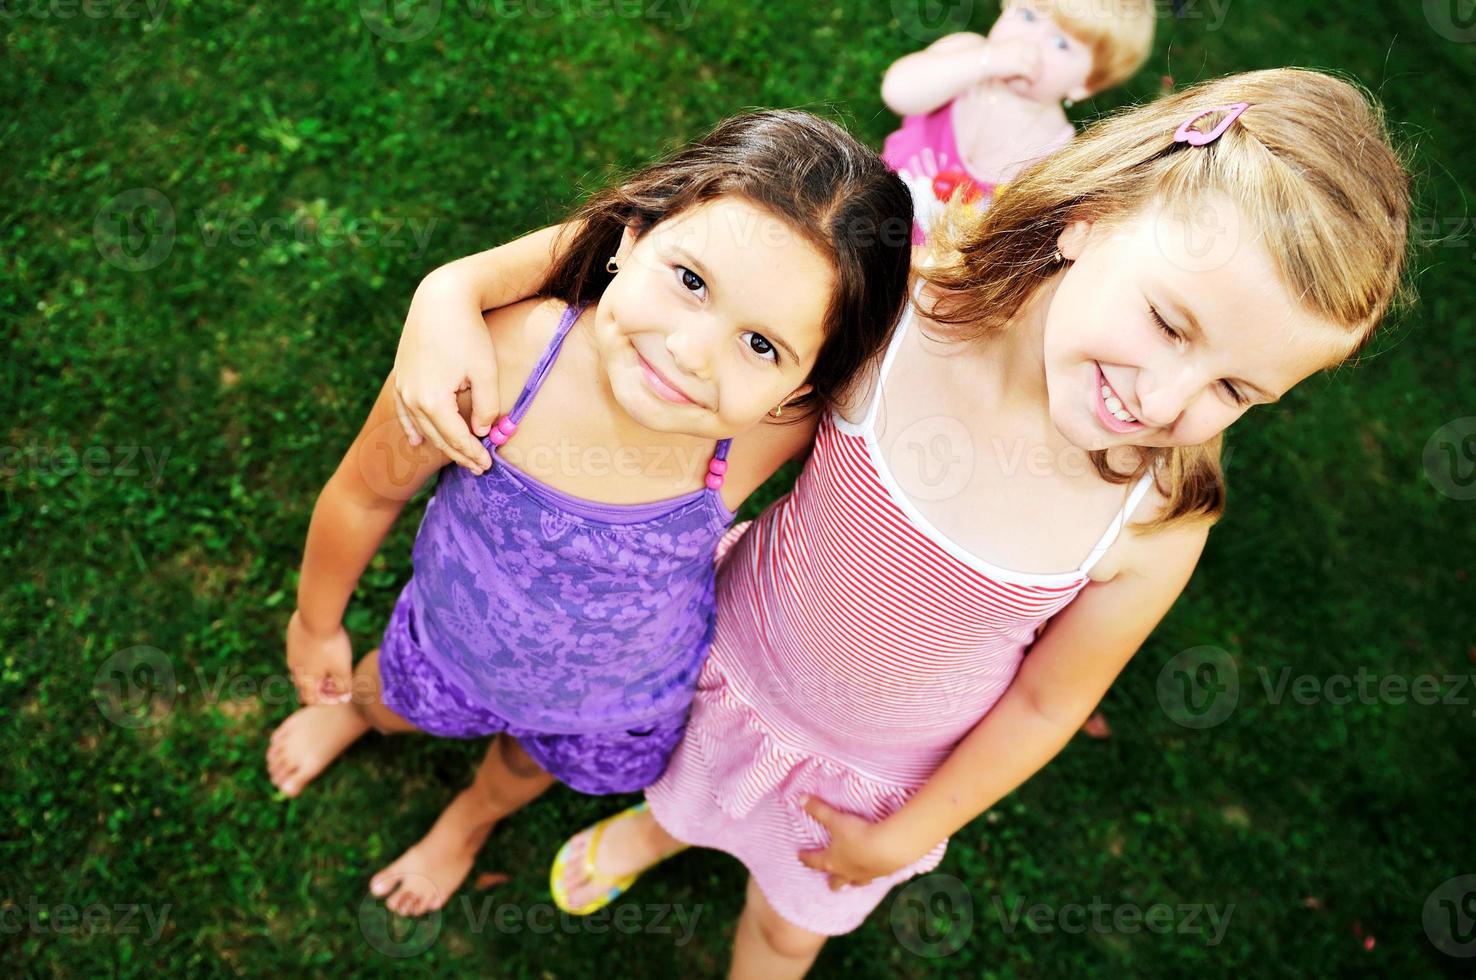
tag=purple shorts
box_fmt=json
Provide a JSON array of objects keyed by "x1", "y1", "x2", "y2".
[{"x1": 377, "y1": 601, "x2": 690, "y2": 796}]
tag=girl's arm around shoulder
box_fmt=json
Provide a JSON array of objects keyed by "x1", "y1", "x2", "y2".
[
  {"x1": 393, "y1": 222, "x2": 579, "y2": 470},
  {"x1": 342, "y1": 296, "x2": 563, "y2": 517},
  {"x1": 478, "y1": 296, "x2": 572, "y2": 402}
]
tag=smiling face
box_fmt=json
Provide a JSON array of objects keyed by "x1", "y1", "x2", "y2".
[
  {"x1": 590, "y1": 196, "x2": 835, "y2": 439},
  {"x1": 988, "y1": 0, "x2": 1095, "y2": 104},
  {"x1": 1040, "y1": 198, "x2": 1357, "y2": 452}
]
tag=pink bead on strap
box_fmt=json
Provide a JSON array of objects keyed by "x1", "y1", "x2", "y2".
[
  {"x1": 705, "y1": 455, "x2": 728, "y2": 490},
  {"x1": 488, "y1": 415, "x2": 518, "y2": 446}
]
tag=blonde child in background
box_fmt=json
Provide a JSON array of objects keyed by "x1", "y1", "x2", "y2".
[
  {"x1": 393, "y1": 69, "x2": 1410, "y2": 978},
  {"x1": 881, "y1": 0, "x2": 1155, "y2": 240}
]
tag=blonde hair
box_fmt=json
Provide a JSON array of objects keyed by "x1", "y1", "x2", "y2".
[
  {"x1": 923, "y1": 68, "x2": 1413, "y2": 531},
  {"x1": 1025, "y1": 0, "x2": 1156, "y2": 94}
]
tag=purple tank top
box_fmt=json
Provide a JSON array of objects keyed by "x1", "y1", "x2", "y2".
[{"x1": 401, "y1": 303, "x2": 735, "y2": 734}]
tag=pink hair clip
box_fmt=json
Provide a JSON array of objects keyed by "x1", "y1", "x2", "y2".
[{"x1": 1173, "y1": 101, "x2": 1251, "y2": 146}]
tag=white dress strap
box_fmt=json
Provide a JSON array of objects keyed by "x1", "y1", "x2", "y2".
[
  {"x1": 860, "y1": 277, "x2": 927, "y2": 432},
  {"x1": 1077, "y1": 465, "x2": 1161, "y2": 576}
]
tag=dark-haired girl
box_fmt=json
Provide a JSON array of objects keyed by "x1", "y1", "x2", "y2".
[{"x1": 265, "y1": 109, "x2": 914, "y2": 916}]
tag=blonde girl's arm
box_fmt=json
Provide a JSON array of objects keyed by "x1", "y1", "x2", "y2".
[
  {"x1": 393, "y1": 223, "x2": 575, "y2": 473},
  {"x1": 878, "y1": 518, "x2": 1211, "y2": 861},
  {"x1": 290, "y1": 372, "x2": 454, "y2": 701},
  {"x1": 881, "y1": 32, "x2": 996, "y2": 117}
]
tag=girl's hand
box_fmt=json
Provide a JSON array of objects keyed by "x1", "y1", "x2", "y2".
[
  {"x1": 981, "y1": 37, "x2": 1040, "y2": 86},
  {"x1": 286, "y1": 610, "x2": 353, "y2": 706},
  {"x1": 797, "y1": 796, "x2": 931, "y2": 890},
  {"x1": 392, "y1": 267, "x2": 499, "y2": 474}
]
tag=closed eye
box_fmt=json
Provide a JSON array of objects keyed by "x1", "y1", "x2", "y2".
[{"x1": 1150, "y1": 305, "x2": 1250, "y2": 407}]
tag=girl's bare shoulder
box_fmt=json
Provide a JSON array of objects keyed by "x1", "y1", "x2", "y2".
[
  {"x1": 1089, "y1": 477, "x2": 1211, "y2": 583},
  {"x1": 483, "y1": 297, "x2": 572, "y2": 404},
  {"x1": 719, "y1": 413, "x2": 822, "y2": 511}
]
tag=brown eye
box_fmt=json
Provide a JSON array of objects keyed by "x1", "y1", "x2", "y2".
[
  {"x1": 678, "y1": 266, "x2": 705, "y2": 294},
  {"x1": 741, "y1": 330, "x2": 778, "y2": 364}
]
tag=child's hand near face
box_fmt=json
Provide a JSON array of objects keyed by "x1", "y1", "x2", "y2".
[{"x1": 982, "y1": 34, "x2": 1043, "y2": 89}]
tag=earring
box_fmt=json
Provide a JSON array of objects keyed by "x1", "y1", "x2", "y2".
[
  {"x1": 605, "y1": 256, "x2": 618, "y2": 274},
  {"x1": 770, "y1": 404, "x2": 784, "y2": 419},
  {"x1": 1054, "y1": 249, "x2": 1066, "y2": 265},
  {"x1": 1063, "y1": 97, "x2": 1074, "y2": 109}
]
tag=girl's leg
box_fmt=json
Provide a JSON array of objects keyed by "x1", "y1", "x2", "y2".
[
  {"x1": 555, "y1": 802, "x2": 689, "y2": 909},
  {"x1": 267, "y1": 647, "x2": 416, "y2": 796},
  {"x1": 729, "y1": 875, "x2": 827, "y2": 980},
  {"x1": 371, "y1": 734, "x2": 558, "y2": 916}
]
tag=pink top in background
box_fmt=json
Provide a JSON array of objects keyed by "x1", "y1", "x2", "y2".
[{"x1": 882, "y1": 100, "x2": 1075, "y2": 243}]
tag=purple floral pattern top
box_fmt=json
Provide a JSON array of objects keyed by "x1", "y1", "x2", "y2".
[{"x1": 400, "y1": 302, "x2": 735, "y2": 735}]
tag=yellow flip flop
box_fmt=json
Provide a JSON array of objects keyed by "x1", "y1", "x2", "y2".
[{"x1": 549, "y1": 801, "x2": 685, "y2": 915}]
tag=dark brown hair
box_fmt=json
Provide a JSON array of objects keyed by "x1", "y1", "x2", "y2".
[
  {"x1": 537, "y1": 109, "x2": 914, "y2": 417},
  {"x1": 923, "y1": 68, "x2": 1412, "y2": 532}
]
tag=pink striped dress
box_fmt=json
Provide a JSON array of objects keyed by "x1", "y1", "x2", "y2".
[{"x1": 644, "y1": 301, "x2": 1159, "y2": 936}]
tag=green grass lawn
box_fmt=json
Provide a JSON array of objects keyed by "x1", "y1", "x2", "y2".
[{"x1": 4, "y1": 1, "x2": 1475, "y2": 975}]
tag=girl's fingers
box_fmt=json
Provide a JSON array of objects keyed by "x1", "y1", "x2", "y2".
[
  {"x1": 292, "y1": 674, "x2": 320, "y2": 705},
  {"x1": 405, "y1": 401, "x2": 470, "y2": 470},
  {"x1": 322, "y1": 673, "x2": 352, "y2": 705},
  {"x1": 392, "y1": 388, "x2": 424, "y2": 446},
  {"x1": 432, "y1": 403, "x2": 492, "y2": 473},
  {"x1": 466, "y1": 363, "x2": 500, "y2": 438},
  {"x1": 411, "y1": 397, "x2": 489, "y2": 473}
]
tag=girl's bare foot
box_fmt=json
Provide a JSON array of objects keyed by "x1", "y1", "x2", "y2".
[
  {"x1": 266, "y1": 703, "x2": 371, "y2": 797},
  {"x1": 558, "y1": 806, "x2": 687, "y2": 909},
  {"x1": 370, "y1": 787, "x2": 499, "y2": 916}
]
